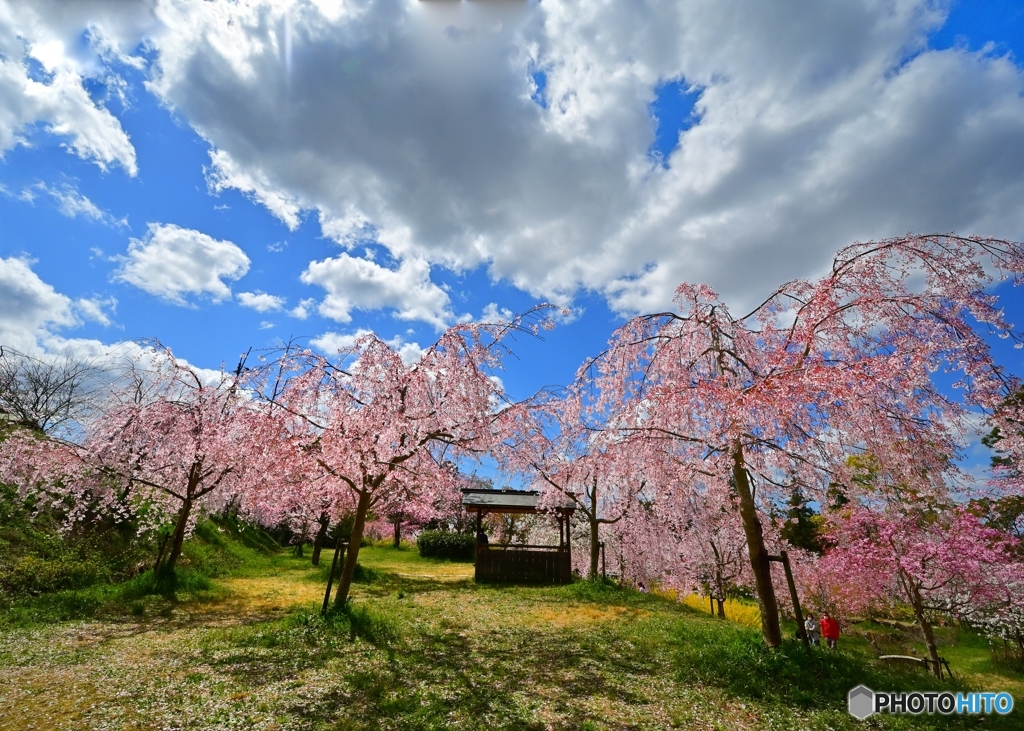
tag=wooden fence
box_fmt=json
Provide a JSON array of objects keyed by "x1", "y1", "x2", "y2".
[{"x1": 475, "y1": 545, "x2": 572, "y2": 584}]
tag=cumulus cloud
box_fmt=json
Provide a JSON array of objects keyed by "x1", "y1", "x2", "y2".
[
  {"x1": 301, "y1": 253, "x2": 454, "y2": 328},
  {"x1": 127, "y1": 0, "x2": 1024, "y2": 316},
  {"x1": 207, "y1": 149, "x2": 303, "y2": 229},
  {"x1": 237, "y1": 290, "x2": 285, "y2": 312},
  {"x1": 114, "y1": 223, "x2": 250, "y2": 305},
  {"x1": 0, "y1": 256, "x2": 78, "y2": 350},
  {"x1": 311, "y1": 328, "x2": 424, "y2": 365},
  {"x1": 309, "y1": 328, "x2": 374, "y2": 356},
  {"x1": 480, "y1": 302, "x2": 514, "y2": 324},
  {"x1": 0, "y1": 257, "x2": 119, "y2": 351},
  {"x1": 289, "y1": 297, "x2": 316, "y2": 320},
  {"x1": 73, "y1": 296, "x2": 117, "y2": 327},
  {"x1": 7, "y1": 1, "x2": 1024, "y2": 318},
  {"x1": 0, "y1": 2, "x2": 144, "y2": 174}
]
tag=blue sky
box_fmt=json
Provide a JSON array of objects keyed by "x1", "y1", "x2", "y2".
[{"x1": 1, "y1": 1, "x2": 1024, "y2": 478}]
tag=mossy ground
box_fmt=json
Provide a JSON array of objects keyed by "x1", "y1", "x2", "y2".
[{"x1": 1, "y1": 544, "x2": 1021, "y2": 731}]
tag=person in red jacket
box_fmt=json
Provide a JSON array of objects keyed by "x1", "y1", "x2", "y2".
[{"x1": 821, "y1": 612, "x2": 840, "y2": 649}]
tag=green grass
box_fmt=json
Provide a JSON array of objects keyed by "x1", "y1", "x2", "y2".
[
  {"x1": 1, "y1": 544, "x2": 1021, "y2": 730},
  {"x1": 0, "y1": 514, "x2": 276, "y2": 628}
]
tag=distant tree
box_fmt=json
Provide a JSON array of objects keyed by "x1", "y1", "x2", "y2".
[
  {"x1": 504, "y1": 388, "x2": 660, "y2": 578},
  {"x1": 0, "y1": 347, "x2": 100, "y2": 436},
  {"x1": 821, "y1": 507, "x2": 1019, "y2": 675},
  {"x1": 678, "y1": 492, "x2": 750, "y2": 618},
  {"x1": 779, "y1": 487, "x2": 826, "y2": 554}
]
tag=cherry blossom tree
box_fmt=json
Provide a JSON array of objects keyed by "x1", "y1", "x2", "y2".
[
  {"x1": 234, "y1": 395, "x2": 354, "y2": 566},
  {"x1": 820, "y1": 507, "x2": 1019, "y2": 674},
  {"x1": 506, "y1": 389, "x2": 660, "y2": 578},
  {"x1": 0, "y1": 347, "x2": 257, "y2": 575},
  {"x1": 264, "y1": 316, "x2": 544, "y2": 608},
  {"x1": 674, "y1": 491, "x2": 750, "y2": 618},
  {"x1": 588, "y1": 235, "x2": 1024, "y2": 647}
]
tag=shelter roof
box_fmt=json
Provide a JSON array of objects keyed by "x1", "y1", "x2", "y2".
[{"x1": 460, "y1": 488, "x2": 574, "y2": 515}]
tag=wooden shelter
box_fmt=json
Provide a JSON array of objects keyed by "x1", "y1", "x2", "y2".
[{"x1": 461, "y1": 488, "x2": 575, "y2": 584}]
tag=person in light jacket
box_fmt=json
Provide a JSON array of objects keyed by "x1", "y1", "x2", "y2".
[{"x1": 804, "y1": 613, "x2": 820, "y2": 646}]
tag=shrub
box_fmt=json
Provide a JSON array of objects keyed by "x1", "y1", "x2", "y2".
[{"x1": 416, "y1": 530, "x2": 475, "y2": 561}]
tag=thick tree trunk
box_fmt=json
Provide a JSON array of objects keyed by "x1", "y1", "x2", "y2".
[
  {"x1": 717, "y1": 599, "x2": 726, "y2": 619},
  {"x1": 334, "y1": 490, "x2": 371, "y2": 608},
  {"x1": 910, "y1": 583, "x2": 943, "y2": 677},
  {"x1": 164, "y1": 497, "x2": 194, "y2": 575},
  {"x1": 311, "y1": 512, "x2": 330, "y2": 567},
  {"x1": 393, "y1": 517, "x2": 401, "y2": 549},
  {"x1": 732, "y1": 443, "x2": 782, "y2": 647},
  {"x1": 589, "y1": 515, "x2": 601, "y2": 580}
]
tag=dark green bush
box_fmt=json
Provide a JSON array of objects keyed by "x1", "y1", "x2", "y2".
[
  {"x1": 0, "y1": 553, "x2": 109, "y2": 594},
  {"x1": 416, "y1": 530, "x2": 475, "y2": 561}
]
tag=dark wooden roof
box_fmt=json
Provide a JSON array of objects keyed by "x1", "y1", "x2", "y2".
[{"x1": 461, "y1": 488, "x2": 574, "y2": 515}]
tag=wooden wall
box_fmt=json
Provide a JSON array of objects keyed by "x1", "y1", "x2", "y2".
[{"x1": 474, "y1": 547, "x2": 572, "y2": 584}]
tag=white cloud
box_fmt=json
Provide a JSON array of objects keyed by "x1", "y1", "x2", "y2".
[
  {"x1": 48, "y1": 184, "x2": 107, "y2": 221},
  {"x1": 310, "y1": 328, "x2": 424, "y2": 365},
  {"x1": 24, "y1": 182, "x2": 125, "y2": 226},
  {"x1": 114, "y1": 223, "x2": 250, "y2": 305},
  {"x1": 289, "y1": 297, "x2": 316, "y2": 320},
  {"x1": 259, "y1": 320, "x2": 275, "y2": 330},
  {"x1": 7, "y1": 1, "x2": 1024, "y2": 319},
  {"x1": 206, "y1": 148, "x2": 303, "y2": 229},
  {"x1": 237, "y1": 290, "x2": 285, "y2": 312},
  {"x1": 0, "y1": 257, "x2": 237, "y2": 386},
  {"x1": 301, "y1": 253, "x2": 454, "y2": 328},
  {"x1": 0, "y1": 256, "x2": 78, "y2": 350},
  {"x1": 393, "y1": 340, "x2": 425, "y2": 366},
  {"x1": 129, "y1": 0, "x2": 1024, "y2": 317},
  {"x1": 309, "y1": 328, "x2": 374, "y2": 356},
  {"x1": 74, "y1": 296, "x2": 117, "y2": 327},
  {"x1": 480, "y1": 302, "x2": 514, "y2": 324},
  {"x1": 0, "y1": 2, "x2": 143, "y2": 175}
]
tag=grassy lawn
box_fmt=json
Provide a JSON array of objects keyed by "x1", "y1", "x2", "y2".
[{"x1": 1, "y1": 545, "x2": 1021, "y2": 731}]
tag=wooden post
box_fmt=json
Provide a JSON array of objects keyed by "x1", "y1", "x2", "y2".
[
  {"x1": 768, "y1": 551, "x2": 809, "y2": 648},
  {"x1": 565, "y1": 511, "x2": 572, "y2": 573},
  {"x1": 321, "y1": 537, "x2": 347, "y2": 615}
]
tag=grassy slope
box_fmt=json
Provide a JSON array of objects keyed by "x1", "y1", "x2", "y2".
[{"x1": 0, "y1": 545, "x2": 1021, "y2": 731}]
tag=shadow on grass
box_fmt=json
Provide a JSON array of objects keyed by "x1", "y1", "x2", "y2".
[
  {"x1": 673, "y1": 619, "x2": 956, "y2": 706},
  {"x1": 200, "y1": 595, "x2": 646, "y2": 730},
  {"x1": 0, "y1": 567, "x2": 223, "y2": 627}
]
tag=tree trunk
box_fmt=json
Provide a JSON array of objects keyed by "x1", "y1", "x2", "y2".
[
  {"x1": 717, "y1": 598, "x2": 726, "y2": 619},
  {"x1": 589, "y1": 515, "x2": 601, "y2": 580},
  {"x1": 393, "y1": 516, "x2": 401, "y2": 549},
  {"x1": 334, "y1": 490, "x2": 371, "y2": 608},
  {"x1": 152, "y1": 531, "x2": 170, "y2": 573},
  {"x1": 910, "y1": 583, "x2": 943, "y2": 677},
  {"x1": 732, "y1": 443, "x2": 782, "y2": 647},
  {"x1": 311, "y1": 512, "x2": 330, "y2": 567},
  {"x1": 164, "y1": 497, "x2": 194, "y2": 575}
]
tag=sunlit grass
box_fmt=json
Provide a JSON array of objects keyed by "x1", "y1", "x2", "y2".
[
  {"x1": 675, "y1": 591, "x2": 763, "y2": 628},
  {"x1": 2, "y1": 541, "x2": 1021, "y2": 730}
]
